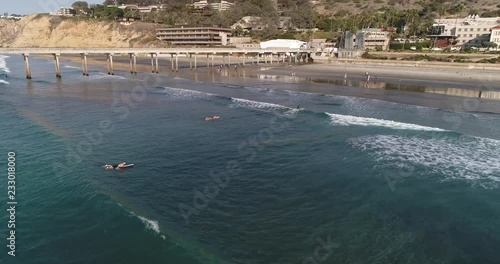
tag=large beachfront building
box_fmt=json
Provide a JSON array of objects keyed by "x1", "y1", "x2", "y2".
[
  {"x1": 344, "y1": 28, "x2": 390, "y2": 51},
  {"x1": 431, "y1": 15, "x2": 500, "y2": 48},
  {"x1": 156, "y1": 27, "x2": 232, "y2": 46}
]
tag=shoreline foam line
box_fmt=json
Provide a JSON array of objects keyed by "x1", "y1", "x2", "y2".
[
  {"x1": 326, "y1": 112, "x2": 446, "y2": 131},
  {"x1": 230, "y1": 97, "x2": 294, "y2": 111},
  {"x1": 161, "y1": 86, "x2": 217, "y2": 100}
]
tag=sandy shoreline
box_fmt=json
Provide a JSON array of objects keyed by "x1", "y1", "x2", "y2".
[{"x1": 52, "y1": 54, "x2": 500, "y2": 114}]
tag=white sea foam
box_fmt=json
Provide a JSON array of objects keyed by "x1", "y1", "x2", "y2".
[
  {"x1": 64, "y1": 65, "x2": 81, "y2": 70},
  {"x1": 0, "y1": 55, "x2": 11, "y2": 73},
  {"x1": 244, "y1": 86, "x2": 270, "y2": 93},
  {"x1": 116, "y1": 203, "x2": 161, "y2": 234},
  {"x1": 0, "y1": 80, "x2": 9, "y2": 85},
  {"x1": 87, "y1": 74, "x2": 129, "y2": 81},
  {"x1": 230, "y1": 98, "x2": 291, "y2": 111},
  {"x1": 326, "y1": 113, "x2": 446, "y2": 131},
  {"x1": 137, "y1": 215, "x2": 160, "y2": 234},
  {"x1": 349, "y1": 135, "x2": 500, "y2": 188},
  {"x1": 161, "y1": 86, "x2": 216, "y2": 100}
]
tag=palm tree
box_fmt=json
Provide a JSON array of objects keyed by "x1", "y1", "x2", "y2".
[{"x1": 404, "y1": 9, "x2": 419, "y2": 37}]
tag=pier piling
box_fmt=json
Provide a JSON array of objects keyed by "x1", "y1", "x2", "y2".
[
  {"x1": 175, "y1": 54, "x2": 179, "y2": 72},
  {"x1": 206, "y1": 54, "x2": 210, "y2": 68},
  {"x1": 23, "y1": 53, "x2": 32, "y2": 79},
  {"x1": 81, "y1": 53, "x2": 89, "y2": 76},
  {"x1": 54, "y1": 53, "x2": 61, "y2": 78},
  {"x1": 150, "y1": 53, "x2": 155, "y2": 73},
  {"x1": 155, "y1": 53, "x2": 159, "y2": 73},
  {"x1": 129, "y1": 53, "x2": 135, "y2": 74},
  {"x1": 171, "y1": 54, "x2": 174, "y2": 71},
  {"x1": 194, "y1": 54, "x2": 197, "y2": 71},
  {"x1": 106, "y1": 54, "x2": 114, "y2": 75},
  {"x1": 189, "y1": 54, "x2": 193, "y2": 70}
]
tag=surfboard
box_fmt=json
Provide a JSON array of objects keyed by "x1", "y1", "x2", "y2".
[{"x1": 116, "y1": 164, "x2": 134, "y2": 169}]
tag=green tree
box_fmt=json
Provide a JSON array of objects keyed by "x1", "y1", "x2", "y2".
[{"x1": 71, "y1": 1, "x2": 89, "y2": 13}]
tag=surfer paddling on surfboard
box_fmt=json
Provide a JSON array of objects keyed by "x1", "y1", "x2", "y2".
[
  {"x1": 104, "y1": 162, "x2": 134, "y2": 170},
  {"x1": 205, "y1": 116, "x2": 220, "y2": 121}
]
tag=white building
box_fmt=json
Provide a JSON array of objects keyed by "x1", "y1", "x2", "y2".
[
  {"x1": 192, "y1": 0, "x2": 208, "y2": 9},
  {"x1": 57, "y1": 7, "x2": 76, "y2": 16},
  {"x1": 192, "y1": 0, "x2": 233, "y2": 11},
  {"x1": 490, "y1": 26, "x2": 500, "y2": 47},
  {"x1": 115, "y1": 4, "x2": 160, "y2": 13},
  {"x1": 344, "y1": 28, "x2": 390, "y2": 51},
  {"x1": 210, "y1": 1, "x2": 234, "y2": 11},
  {"x1": 260, "y1": 39, "x2": 308, "y2": 49},
  {"x1": 431, "y1": 15, "x2": 500, "y2": 48}
]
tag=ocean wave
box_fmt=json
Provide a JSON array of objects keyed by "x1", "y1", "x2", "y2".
[
  {"x1": 64, "y1": 65, "x2": 81, "y2": 70},
  {"x1": 87, "y1": 74, "x2": 129, "y2": 81},
  {"x1": 230, "y1": 98, "x2": 292, "y2": 111},
  {"x1": 117, "y1": 203, "x2": 161, "y2": 234},
  {"x1": 161, "y1": 86, "x2": 216, "y2": 100},
  {"x1": 326, "y1": 113, "x2": 446, "y2": 131},
  {"x1": 137, "y1": 215, "x2": 160, "y2": 234},
  {"x1": 0, "y1": 55, "x2": 11, "y2": 73},
  {"x1": 349, "y1": 135, "x2": 500, "y2": 188},
  {"x1": 243, "y1": 86, "x2": 271, "y2": 93}
]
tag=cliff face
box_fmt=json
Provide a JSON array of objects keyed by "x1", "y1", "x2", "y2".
[{"x1": 0, "y1": 15, "x2": 164, "y2": 48}]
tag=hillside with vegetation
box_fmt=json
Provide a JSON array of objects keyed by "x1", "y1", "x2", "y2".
[
  {"x1": 2, "y1": 0, "x2": 499, "y2": 48},
  {"x1": 89, "y1": 0, "x2": 500, "y2": 39}
]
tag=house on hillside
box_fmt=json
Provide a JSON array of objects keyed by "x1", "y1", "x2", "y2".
[{"x1": 232, "y1": 16, "x2": 265, "y2": 31}]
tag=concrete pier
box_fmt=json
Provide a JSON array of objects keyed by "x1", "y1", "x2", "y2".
[
  {"x1": 0, "y1": 47, "x2": 313, "y2": 79},
  {"x1": 23, "y1": 53, "x2": 31, "y2": 79},
  {"x1": 54, "y1": 53, "x2": 61, "y2": 78}
]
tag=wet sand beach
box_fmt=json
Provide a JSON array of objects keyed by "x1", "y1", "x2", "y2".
[{"x1": 56, "y1": 54, "x2": 500, "y2": 114}]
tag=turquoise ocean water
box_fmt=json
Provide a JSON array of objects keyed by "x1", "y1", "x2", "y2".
[{"x1": 0, "y1": 55, "x2": 500, "y2": 264}]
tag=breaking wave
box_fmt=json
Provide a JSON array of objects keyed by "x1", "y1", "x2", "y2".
[
  {"x1": 349, "y1": 135, "x2": 500, "y2": 188},
  {"x1": 161, "y1": 86, "x2": 216, "y2": 100},
  {"x1": 326, "y1": 113, "x2": 446, "y2": 132}
]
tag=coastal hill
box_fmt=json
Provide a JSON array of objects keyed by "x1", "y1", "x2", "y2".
[
  {"x1": 315, "y1": 0, "x2": 500, "y2": 16},
  {"x1": 0, "y1": 14, "x2": 162, "y2": 48},
  {"x1": 104, "y1": 0, "x2": 499, "y2": 17}
]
